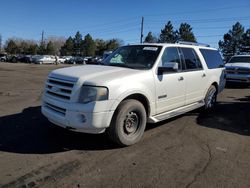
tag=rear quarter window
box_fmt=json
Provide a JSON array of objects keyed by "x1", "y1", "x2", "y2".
[{"x1": 200, "y1": 49, "x2": 224, "y2": 69}]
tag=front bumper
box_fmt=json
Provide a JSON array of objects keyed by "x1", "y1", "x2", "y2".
[
  {"x1": 42, "y1": 96, "x2": 115, "y2": 134},
  {"x1": 226, "y1": 74, "x2": 250, "y2": 83}
]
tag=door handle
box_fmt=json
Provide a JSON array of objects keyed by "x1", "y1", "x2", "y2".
[
  {"x1": 178, "y1": 76, "x2": 184, "y2": 81},
  {"x1": 202, "y1": 73, "x2": 206, "y2": 77}
]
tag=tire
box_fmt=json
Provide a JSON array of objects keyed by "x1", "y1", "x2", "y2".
[
  {"x1": 107, "y1": 99, "x2": 147, "y2": 146},
  {"x1": 204, "y1": 85, "x2": 217, "y2": 110}
]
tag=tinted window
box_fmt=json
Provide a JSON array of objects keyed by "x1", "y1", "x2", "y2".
[
  {"x1": 161, "y1": 47, "x2": 181, "y2": 69},
  {"x1": 181, "y1": 48, "x2": 202, "y2": 70},
  {"x1": 200, "y1": 49, "x2": 224, "y2": 69},
  {"x1": 228, "y1": 56, "x2": 250, "y2": 63}
]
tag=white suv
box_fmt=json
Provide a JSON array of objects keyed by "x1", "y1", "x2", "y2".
[{"x1": 42, "y1": 42, "x2": 225, "y2": 146}]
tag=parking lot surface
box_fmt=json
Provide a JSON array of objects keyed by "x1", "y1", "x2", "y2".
[{"x1": 0, "y1": 63, "x2": 249, "y2": 188}]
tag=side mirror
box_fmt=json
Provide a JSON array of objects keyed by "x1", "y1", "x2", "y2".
[{"x1": 158, "y1": 62, "x2": 179, "y2": 74}]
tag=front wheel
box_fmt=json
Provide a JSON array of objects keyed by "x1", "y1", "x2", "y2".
[
  {"x1": 107, "y1": 99, "x2": 147, "y2": 146},
  {"x1": 204, "y1": 85, "x2": 217, "y2": 110}
]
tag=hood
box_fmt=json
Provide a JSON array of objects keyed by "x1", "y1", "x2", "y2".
[
  {"x1": 225, "y1": 62, "x2": 250, "y2": 69},
  {"x1": 49, "y1": 65, "x2": 143, "y2": 84}
]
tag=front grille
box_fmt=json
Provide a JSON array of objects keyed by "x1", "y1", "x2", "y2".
[
  {"x1": 45, "y1": 77, "x2": 75, "y2": 101},
  {"x1": 44, "y1": 102, "x2": 66, "y2": 116},
  {"x1": 226, "y1": 68, "x2": 250, "y2": 75}
]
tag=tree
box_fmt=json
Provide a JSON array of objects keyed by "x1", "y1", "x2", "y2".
[
  {"x1": 46, "y1": 36, "x2": 66, "y2": 55},
  {"x1": 106, "y1": 39, "x2": 121, "y2": 51},
  {"x1": 60, "y1": 37, "x2": 74, "y2": 56},
  {"x1": 73, "y1": 31, "x2": 83, "y2": 55},
  {"x1": 219, "y1": 22, "x2": 245, "y2": 61},
  {"x1": 0, "y1": 34, "x2": 2, "y2": 52},
  {"x1": 5, "y1": 39, "x2": 18, "y2": 54},
  {"x1": 144, "y1": 32, "x2": 157, "y2": 43},
  {"x1": 240, "y1": 28, "x2": 250, "y2": 53},
  {"x1": 95, "y1": 39, "x2": 107, "y2": 56},
  {"x1": 46, "y1": 41, "x2": 56, "y2": 55},
  {"x1": 158, "y1": 21, "x2": 177, "y2": 43},
  {"x1": 177, "y1": 23, "x2": 196, "y2": 42},
  {"x1": 82, "y1": 34, "x2": 96, "y2": 56},
  {"x1": 27, "y1": 44, "x2": 38, "y2": 55}
]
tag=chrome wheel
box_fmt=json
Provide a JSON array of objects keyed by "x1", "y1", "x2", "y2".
[
  {"x1": 207, "y1": 89, "x2": 216, "y2": 108},
  {"x1": 205, "y1": 85, "x2": 217, "y2": 110}
]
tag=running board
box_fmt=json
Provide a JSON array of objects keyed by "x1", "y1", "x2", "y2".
[{"x1": 148, "y1": 100, "x2": 205, "y2": 123}]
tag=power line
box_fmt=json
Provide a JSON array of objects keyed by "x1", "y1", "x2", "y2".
[
  {"x1": 146, "y1": 16, "x2": 250, "y2": 24},
  {"x1": 143, "y1": 4, "x2": 250, "y2": 17}
]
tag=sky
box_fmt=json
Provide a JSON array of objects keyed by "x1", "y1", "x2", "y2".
[{"x1": 1, "y1": 0, "x2": 250, "y2": 48}]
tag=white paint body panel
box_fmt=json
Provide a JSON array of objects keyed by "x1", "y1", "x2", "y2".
[{"x1": 42, "y1": 43, "x2": 225, "y2": 133}]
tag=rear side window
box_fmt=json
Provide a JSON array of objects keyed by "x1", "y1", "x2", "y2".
[
  {"x1": 181, "y1": 48, "x2": 202, "y2": 70},
  {"x1": 200, "y1": 49, "x2": 224, "y2": 69}
]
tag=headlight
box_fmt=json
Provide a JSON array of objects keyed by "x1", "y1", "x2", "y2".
[{"x1": 79, "y1": 85, "x2": 108, "y2": 104}]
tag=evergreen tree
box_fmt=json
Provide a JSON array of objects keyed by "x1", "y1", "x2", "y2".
[
  {"x1": 158, "y1": 21, "x2": 177, "y2": 43},
  {"x1": 27, "y1": 44, "x2": 38, "y2": 55},
  {"x1": 144, "y1": 32, "x2": 157, "y2": 43},
  {"x1": 219, "y1": 22, "x2": 245, "y2": 61},
  {"x1": 5, "y1": 39, "x2": 18, "y2": 54},
  {"x1": 60, "y1": 37, "x2": 74, "y2": 56},
  {"x1": 82, "y1": 34, "x2": 96, "y2": 56},
  {"x1": 106, "y1": 39, "x2": 120, "y2": 51},
  {"x1": 46, "y1": 41, "x2": 56, "y2": 55},
  {"x1": 38, "y1": 43, "x2": 46, "y2": 55},
  {"x1": 177, "y1": 23, "x2": 196, "y2": 42},
  {"x1": 240, "y1": 28, "x2": 250, "y2": 53},
  {"x1": 95, "y1": 39, "x2": 107, "y2": 56},
  {"x1": 73, "y1": 31, "x2": 83, "y2": 55}
]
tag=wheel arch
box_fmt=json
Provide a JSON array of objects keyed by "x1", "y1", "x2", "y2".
[{"x1": 121, "y1": 93, "x2": 150, "y2": 117}]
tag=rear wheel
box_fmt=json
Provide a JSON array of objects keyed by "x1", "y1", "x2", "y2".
[
  {"x1": 107, "y1": 99, "x2": 146, "y2": 146},
  {"x1": 204, "y1": 85, "x2": 217, "y2": 110}
]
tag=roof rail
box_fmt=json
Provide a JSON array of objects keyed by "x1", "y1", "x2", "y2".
[{"x1": 176, "y1": 41, "x2": 210, "y2": 47}]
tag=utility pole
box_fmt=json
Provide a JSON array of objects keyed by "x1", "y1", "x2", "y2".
[
  {"x1": 41, "y1": 30, "x2": 44, "y2": 46},
  {"x1": 0, "y1": 34, "x2": 2, "y2": 52},
  {"x1": 140, "y1": 17, "x2": 144, "y2": 43}
]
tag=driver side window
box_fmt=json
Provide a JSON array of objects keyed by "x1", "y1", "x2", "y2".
[{"x1": 161, "y1": 47, "x2": 181, "y2": 70}]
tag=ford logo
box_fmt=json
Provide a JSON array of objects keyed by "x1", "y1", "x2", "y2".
[{"x1": 51, "y1": 86, "x2": 60, "y2": 92}]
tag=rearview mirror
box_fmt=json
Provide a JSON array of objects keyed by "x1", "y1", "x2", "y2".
[{"x1": 158, "y1": 62, "x2": 179, "y2": 74}]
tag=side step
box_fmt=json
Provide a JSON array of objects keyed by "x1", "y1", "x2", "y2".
[{"x1": 148, "y1": 100, "x2": 205, "y2": 123}]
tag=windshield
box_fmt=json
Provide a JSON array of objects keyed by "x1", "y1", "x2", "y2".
[
  {"x1": 102, "y1": 45, "x2": 162, "y2": 69},
  {"x1": 228, "y1": 56, "x2": 250, "y2": 63}
]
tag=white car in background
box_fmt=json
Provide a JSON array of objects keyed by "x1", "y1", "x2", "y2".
[
  {"x1": 33, "y1": 55, "x2": 56, "y2": 64},
  {"x1": 225, "y1": 54, "x2": 250, "y2": 84}
]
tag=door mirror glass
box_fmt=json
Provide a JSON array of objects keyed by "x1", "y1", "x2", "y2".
[{"x1": 158, "y1": 62, "x2": 179, "y2": 74}]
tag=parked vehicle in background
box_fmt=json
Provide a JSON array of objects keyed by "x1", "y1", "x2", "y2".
[
  {"x1": 0, "y1": 53, "x2": 7, "y2": 62},
  {"x1": 42, "y1": 42, "x2": 226, "y2": 146},
  {"x1": 86, "y1": 56, "x2": 101, "y2": 64},
  {"x1": 225, "y1": 54, "x2": 250, "y2": 84},
  {"x1": 58, "y1": 56, "x2": 66, "y2": 64},
  {"x1": 66, "y1": 56, "x2": 85, "y2": 64},
  {"x1": 7, "y1": 55, "x2": 18, "y2": 63},
  {"x1": 33, "y1": 55, "x2": 56, "y2": 64},
  {"x1": 18, "y1": 55, "x2": 32, "y2": 63}
]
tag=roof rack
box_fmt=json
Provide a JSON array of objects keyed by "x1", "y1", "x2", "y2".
[{"x1": 176, "y1": 41, "x2": 210, "y2": 47}]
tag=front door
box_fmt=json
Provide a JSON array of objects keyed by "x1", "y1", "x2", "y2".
[{"x1": 155, "y1": 47, "x2": 186, "y2": 114}]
